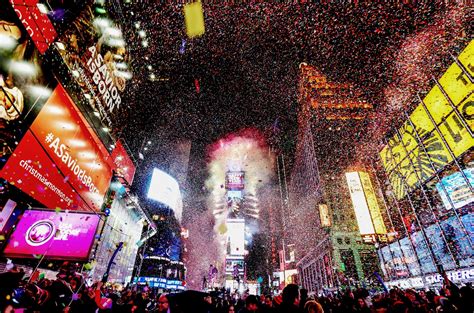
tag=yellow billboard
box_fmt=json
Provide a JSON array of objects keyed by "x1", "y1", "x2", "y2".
[
  {"x1": 319, "y1": 204, "x2": 331, "y2": 227},
  {"x1": 359, "y1": 172, "x2": 387, "y2": 236},
  {"x1": 379, "y1": 40, "x2": 474, "y2": 199},
  {"x1": 346, "y1": 172, "x2": 376, "y2": 236}
]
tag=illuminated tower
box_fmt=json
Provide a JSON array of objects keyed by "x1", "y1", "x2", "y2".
[{"x1": 223, "y1": 170, "x2": 246, "y2": 291}]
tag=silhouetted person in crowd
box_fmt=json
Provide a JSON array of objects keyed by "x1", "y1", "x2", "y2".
[{"x1": 277, "y1": 284, "x2": 301, "y2": 313}]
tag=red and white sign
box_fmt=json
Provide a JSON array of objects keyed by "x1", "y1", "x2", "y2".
[
  {"x1": 0, "y1": 84, "x2": 112, "y2": 211},
  {"x1": 110, "y1": 140, "x2": 136, "y2": 185},
  {"x1": 10, "y1": 0, "x2": 57, "y2": 54}
]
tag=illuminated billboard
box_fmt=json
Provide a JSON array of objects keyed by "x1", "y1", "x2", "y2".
[
  {"x1": 0, "y1": 84, "x2": 113, "y2": 212},
  {"x1": 379, "y1": 40, "x2": 474, "y2": 200},
  {"x1": 9, "y1": 0, "x2": 58, "y2": 54},
  {"x1": 227, "y1": 218, "x2": 245, "y2": 256},
  {"x1": 346, "y1": 172, "x2": 376, "y2": 236},
  {"x1": 225, "y1": 257, "x2": 245, "y2": 275},
  {"x1": 56, "y1": 3, "x2": 131, "y2": 129},
  {"x1": 111, "y1": 140, "x2": 136, "y2": 185},
  {"x1": 359, "y1": 172, "x2": 387, "y2": 236},
  {"x1": 436, "y1": 168, "x2": 474, "y2": 210},
  {"x1": 225, "y1": 171, "x2": 245, "y2": 190},
  {"x1": 3, "y1": 209, "x2": 100, "y2": 260},
  {"x1": 319, "y1": 204, "x2": 331, "y2": 227},
  {"x1": 147, "y1": 168, "x2": 182, "y2": 220}
]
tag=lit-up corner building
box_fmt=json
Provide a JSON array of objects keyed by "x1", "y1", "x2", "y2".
[
  {"x1": 292, "y1": 63, "x2": 380, "y2": 294},
  {"x1": 134, "y1": 168, "x2": 186, "y2": 291},
  {"x1": 370, "y1": 40, "x2": 474, "y2": 289}
]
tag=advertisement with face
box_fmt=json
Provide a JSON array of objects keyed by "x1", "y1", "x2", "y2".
[
  {"x1": 55, "y1": 3, "x2": 131, "y2": 129},
  {"x1": 0, "y1": 84, "x2": 113, "y2": 211},
  {"x1": 3, "y1": 209, "x2": 100, "y2": 260},
  {"x1": 0, "y1": 6, "x2": 55, "y2": 166}
]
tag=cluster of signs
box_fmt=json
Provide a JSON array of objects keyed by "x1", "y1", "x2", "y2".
[
  {"x1": 379, "y1": 40, "x2": 473, "y2": 202},
  {"x1": 0, "y1": 2, "x2": 135, "y2": 261}
]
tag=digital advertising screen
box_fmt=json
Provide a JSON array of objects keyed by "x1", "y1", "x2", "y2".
[
  {"x1": 225, "y1": 171, "x2": 245, "y2": 190},
  {"x1": 436, "y1": 168, "x2": 474, "y2": 210},
  {"x1": 319, "y1": 204, "x2": 331, "y2": 227},
  {"x1": 397, "y1": 238, "x2": 421, "y2": 277},
  {"x1": 111, "y1": 140, "x2": 136, "y2": 185},
  {"x1": 3, "y1": 209, "x2": 100, "y2": 260},
  {"x1": 0, "y1": 84, "x2": 113, "y2": 212},
  {"x1": 0, "y1": 5, "x2": 57, "y2": 167},
  {"x1": 147, "y1": 168, "x2": 182, "y2": 220},
  {"x1": 146, "y1": 225, "x2": 182, "y2": 262},
  {"x1": 359, "y1": 172, "x2": 387, "y2": 235},
  {"x1": 346, "y1": 172, "x2": 376, "y2": 236},
  {"x1": 441, "y1": 215, "x2": 474, "y2": 268},
  {"x1": 225, "y1": 258, "x2": 244, "y2": 275},
  {"x1": 9, "y1": 0, "x2": 58, "y2": 54},
  {"x1": 387, "y1": 241, "x2": 409, "y2": 277},
  {"x1": 411, "y1": 232, "x2": 437, "y2": 274},
  {"x1": 379, "y1": 39, "x2": 474, "y2": 200},
  {"x1": 0, "y1": 199, "x2": 17, "y2": 233},
  {"x1": 227, "y1": 219, "x2": 245, "y2": 256},
  {"x1": 56, "y1": 2, "x2": 132, "y2": 129},
  {"x1": 425, "y1": 224, "x2": 456, "y2": 271}
]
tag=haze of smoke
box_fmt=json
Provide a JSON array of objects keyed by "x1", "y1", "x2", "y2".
[{"x1": 205, "y1": 131, "x2": 275, "y2": 269}]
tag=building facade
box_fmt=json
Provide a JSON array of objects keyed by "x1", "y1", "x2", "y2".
[{"x1": 372, "y1": 39, "x2": 474, "y2": 289}]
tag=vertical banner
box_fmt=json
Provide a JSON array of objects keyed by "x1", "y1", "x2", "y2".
[
  {"x1": 319, "y1": 204, "x2": 331, "y2": 227},
  {"x1": 346, "y1": 172, "x2": 376, "y2": 237}
]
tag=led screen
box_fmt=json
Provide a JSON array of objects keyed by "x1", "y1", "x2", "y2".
[
  {"x1": 227, "y1": 219, "x2": 245, "y2": 256},
  {"x1": 441, "y1": 215, "x2": 474, "y2": 268},
  {"x1": 425, "y1": 224, "x2": 456, "y2": 271},
  {"x1": 436, "y1": 168, "x2": 474, "y2": 210},
  {"x1": 346, "y1": 172, "x2": 376, "y2": 236},
  {"x1": 3, "y1": 209, "x2": 100, "y2": 260},
  {"x1": 411, "y1": 232, "x2": 437, "y2": 274},
  {"x1": 0, "y1": 84, "x2": 113, "y2": 212},
  {"x1": 147, "y1": 168, "x2": 181, "y2": 214},
  {"x1": 398, "y1": 238, "x2": 421, "y2": 277},
  {"x1": 225, "y1": 258, "x2": 245, "y2": 275},
  {"x1": 379, "y1": 40, "x2": 474, "y2": 199},
  {"x1": 225, "y1": 171, "x2": 245, "y2": 190},
  {"x1": 111, "y1": 140, "x2": 136, "y2": 185}
]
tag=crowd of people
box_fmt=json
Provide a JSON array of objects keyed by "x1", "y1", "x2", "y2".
[{"x1": 0, "y1": 262, "x2": 472, "y2": 312}]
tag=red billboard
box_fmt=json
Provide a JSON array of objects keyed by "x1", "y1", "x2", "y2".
[
  {"x1": 9, "y1": 0, "x2": 58, "y2": 54},
  {"x1": 111, "y1": 140, "x2": 136, "y2": 185},
  {"x1": 0, "y1": 84, "x2": 113, "y2": 211}
]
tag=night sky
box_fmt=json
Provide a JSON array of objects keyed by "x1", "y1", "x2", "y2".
[{"x1": 117, "y1": 1, "x2": 470, "y2": 198}]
